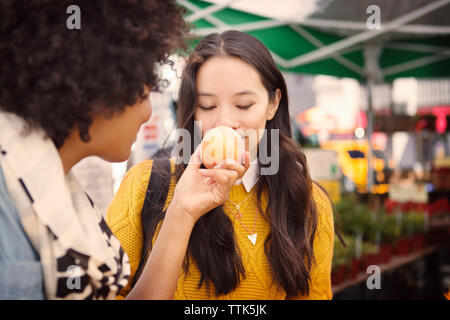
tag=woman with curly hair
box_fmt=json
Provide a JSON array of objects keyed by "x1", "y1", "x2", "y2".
[
  {"x1": 0, "y1": 0, "x2": 215, "y2": 300},
  {"x1": 107, "y1": 31, "x2": 339, "y2": 300}
]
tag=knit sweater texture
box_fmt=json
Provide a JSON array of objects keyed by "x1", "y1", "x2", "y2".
[{"x1": 106, "y1": 159, "x2": 334, "y2": 300}]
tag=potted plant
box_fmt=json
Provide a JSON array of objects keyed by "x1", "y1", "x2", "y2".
[
  {"x1": 331, "y1": 236, "x2": 349, "y2": 286},
  {"x1": 341, "y1": 235, "x2": 360, "y2": 279},
  {"x1": 408, "y1": 210, "x2": 426, "y2": 252},
  {"x1": 394, "y1": 210, "x2": 413, "y2": 256},
  {"x1": 379, "y1": 211, "x2": 400, "y2": 263},
  {"x1": 361, "y1": 241, "x2": 379, "y2": 271}
]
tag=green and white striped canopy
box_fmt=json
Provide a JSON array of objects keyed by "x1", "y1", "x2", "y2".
[{"x1": 177, "y1": 0, "x2": 450, "y2": 82}]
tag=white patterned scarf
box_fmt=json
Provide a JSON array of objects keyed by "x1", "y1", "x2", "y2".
[{"x1": 0, "y1": 111, "x2": 130, "y2": 299}]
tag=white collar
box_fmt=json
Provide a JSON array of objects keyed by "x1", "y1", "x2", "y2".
[{"x1": 234, "y1": 161, "x2": 259, "y2": 192}]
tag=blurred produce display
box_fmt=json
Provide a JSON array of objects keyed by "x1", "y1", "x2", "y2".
[{"x1": 331, "y1": 193, "x2": 450, "y2": 286}]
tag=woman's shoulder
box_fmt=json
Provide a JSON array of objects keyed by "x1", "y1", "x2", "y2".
[
  {"x1": 311, "y1": 182, "x2": 331, "y2": 209},
  {"x1": 126, "y1": 157, "x2": 177, "y2": 184},
  {"x1": 125, "y1": 159, "x2": 154, "y2": 189},
  {"x1": 115, "y1": 157, "x2": 177, "y2": 208},
  {"x1": 106, "y1": 160, "x2": 154, "y2": 234},
  {"x1": 105, "y1": 156, "x2": 177, "y2": 242}
]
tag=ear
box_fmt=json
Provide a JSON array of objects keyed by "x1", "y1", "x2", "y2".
[{"x1": 267, "y1": 88, "x2": 282, "y2": 121}]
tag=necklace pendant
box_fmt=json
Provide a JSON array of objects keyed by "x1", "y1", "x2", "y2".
[
  {"x1": 247, "y1": 233, "x2": 257, "y2": 245},
  {"x1": 235, "y1": 204, "x2": 240, "y2": 210}
]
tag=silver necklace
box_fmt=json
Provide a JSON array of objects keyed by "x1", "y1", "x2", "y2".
[
  {"x1": 225, "y1": 190, "x2": 258, "y2": 245},
  {"x1": 226, "y1": 189, "x2": 255, "y2": 218}
]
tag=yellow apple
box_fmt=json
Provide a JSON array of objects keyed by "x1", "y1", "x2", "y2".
[{"x1": 201, "y1": 126, "x2": 245, "y2": 169}]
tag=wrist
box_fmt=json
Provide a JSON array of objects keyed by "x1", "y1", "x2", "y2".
[{"x1": 166, "y1": 199, "x2": 197, "y2": 228}]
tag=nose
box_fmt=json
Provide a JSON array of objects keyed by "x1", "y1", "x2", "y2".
[
  {"x1": 218, "y1": 108, "x2": 240, "y2": 130},
  {"x1": 219, "y1": 120, "x2": 239, "y2": 131}
]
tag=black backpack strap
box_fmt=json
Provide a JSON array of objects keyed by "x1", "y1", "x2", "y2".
[
  {"x1": 142, "y1": 157, "x2": 171, "y2": 214},
  {"x1": 132, "y1": 157, "x2": 171, "y2": 286}
]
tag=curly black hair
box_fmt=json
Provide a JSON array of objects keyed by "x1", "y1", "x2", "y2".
[{"x1": 0, "y1": 0, "x2": 189, "y2": 148}]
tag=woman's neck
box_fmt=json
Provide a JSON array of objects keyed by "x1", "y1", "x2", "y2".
[{"x1": 57, "y1": 130, "x2": 90, "y2": 175}]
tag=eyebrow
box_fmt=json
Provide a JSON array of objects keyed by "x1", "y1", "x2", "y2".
[{"x1": 197, "y1": 90, "x2": 257, "y2": 97}]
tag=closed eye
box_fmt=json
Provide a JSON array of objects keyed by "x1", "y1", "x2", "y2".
[
  {"x1": 236, "y1": 104, "x2": 252, "y2": 110},
  {"x1": 198, "y1": 104, "x2": 252, "y2": 110},
  {"x1": 198, "y1": 105, "x2": 217, "y2": 111}
]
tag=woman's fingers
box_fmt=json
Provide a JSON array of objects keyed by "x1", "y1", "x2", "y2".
[
  {"x1": 199, "y1": 168, "x2": 235, "y2": 185},
  {"x1": 198, "y1": 152, "x2": 251, "y2": 186},
  {"x1": 217, "y1": 152, "x2": 250, "y2": 179}
]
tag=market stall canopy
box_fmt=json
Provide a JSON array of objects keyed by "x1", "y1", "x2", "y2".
[
  {"x1": 178, "y1": 0, "x2": 450, "y2": 82},
  {"x1": 177, "y1": 0, "x2": 450, "y2": 193}
]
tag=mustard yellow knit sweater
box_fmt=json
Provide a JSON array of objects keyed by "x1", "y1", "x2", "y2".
[{"x1": 106, "y1": 159, "x2": 334, "y2": 300}]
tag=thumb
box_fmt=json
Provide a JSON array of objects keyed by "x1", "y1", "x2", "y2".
[{"x1": 189, "y1": 144, "x2": 203, "y2": 169}]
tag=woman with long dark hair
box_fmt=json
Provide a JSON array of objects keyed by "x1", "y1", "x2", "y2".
[{"x1": 107, "y1": 30, "x2": 337, "y2": 299}]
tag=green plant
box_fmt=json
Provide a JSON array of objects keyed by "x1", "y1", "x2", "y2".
[
  {"x1": 337, "y1": 197, "x2": 383, "y2": 245},
  {"x1": 335, "y1": 196, "x2": 370, "y2": 237},
  {"x1": 361, "y1": 240, "x2": 378, "y2": 256},
  {"x1": 332, "y1": 234, "x2": 353, "y2": 271},
  {"x1": 379, "y1": 211, "x2": 401, "y2": 245},
  {"x1": 363, "y1": 209, "x2": 382, "y2": 244},
  {"x1": 403, "y1": 211, "x2": 426, "y2": 236}
]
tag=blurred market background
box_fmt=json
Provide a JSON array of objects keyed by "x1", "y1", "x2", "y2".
[{"x1": 72, "y1": 0, "x2": 450, "y2": 300}]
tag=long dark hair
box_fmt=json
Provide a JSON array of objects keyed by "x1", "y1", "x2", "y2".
[{"x1": 136, "y1": 30, "x2": 340, "y2": 297}]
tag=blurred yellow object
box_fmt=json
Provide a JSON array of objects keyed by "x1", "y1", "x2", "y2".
[
  {"x1": 321, "y1": 140, "x2": 389, "y2": 194},
  {"x1": 372, "y1": 183, "x2": 389, "y2": 194},
  {"x1": 433, "y1": 157, "x2": 450, "y2": 169},
  {"x1": 303, "y1": 148, "x2": 342, "y2": 202}
]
